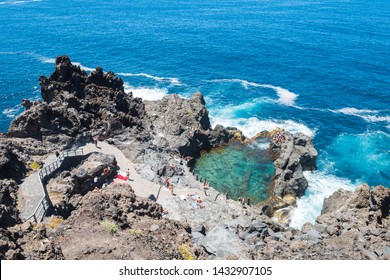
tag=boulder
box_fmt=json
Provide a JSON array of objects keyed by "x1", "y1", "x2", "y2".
[
  {"x1": 144, "y1": 92, "x2": 231, "y2": 157},
  {"x1": 321, "y1": 188, "x2": 352, "y2": 214},
  {"x1": 271, "y1": 131, "x2": 317, "y2": 199},
  {"x1": 198, "y1": 222, "x2": 249, "y2": 259}
]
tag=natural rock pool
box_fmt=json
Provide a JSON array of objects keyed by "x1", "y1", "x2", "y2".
[{"x1": 193, "y1": 140, "x2": 274, "y2": 204}]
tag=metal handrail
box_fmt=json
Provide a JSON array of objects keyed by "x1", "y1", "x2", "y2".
[
  {"x1": 25, "y1": 148, "x2": 83, "y2": 223},
  {"x1": 38, "y1": 148, "x2": 84, "y2": 181}
]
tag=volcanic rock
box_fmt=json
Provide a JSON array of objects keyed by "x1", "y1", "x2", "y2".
[
  {"x1": 271, "y1": 131, "x2": 317, "y2": 198},
  {"x1": 50, "y1": 183, "x2": 204, "y2": 260},
  {"x1": 8, "y1": 55, "x2": 146, "y2": 140}
]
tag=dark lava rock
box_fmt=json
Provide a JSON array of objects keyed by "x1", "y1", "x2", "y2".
[
  {"x1": 271, "y1": 131, "x2": 317, "y2": 198},
  {"x1": 0, "y1": 179, "x2": 21, "y2": 228},
  {"x1": 8, "y1": 55, "x2": 146, "y2": 139},
  {"x1": 144, "y1": 92, "x2": 232, "y2": 157}
]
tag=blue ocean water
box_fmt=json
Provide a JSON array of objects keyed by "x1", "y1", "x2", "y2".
[{"x1": 1, "y1": 0, "x2": 389, "y2": 226}]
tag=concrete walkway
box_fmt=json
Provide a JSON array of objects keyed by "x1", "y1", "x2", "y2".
[
  {"x1": 82, "y1": 142, "x2": 201, "y2": 201},
  {"x1": 19, "y1": 140, "x2": 208, "y2": 222},
  {"x1": 19, "y1": 155, "x2": 58, "y2": 221}
]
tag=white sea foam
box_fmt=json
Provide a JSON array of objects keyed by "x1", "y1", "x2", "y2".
[
  {"x1": 260, "y1": 84, "x2": 298, "y2": 106},
  {"x1": 208, "y1": 78, "x2": 262, "y2": 89},
  {"x1": 333, "y1": 107, "x2": 390, "y2": 124},
  {"x1": 118, "y1": 72, "x2": 181, "y2": 85},
  {"x1": 39, "y1": 55, "x2": 95, "y2": 72},
  {"x1": 72, "y1": 62, "x2": 95, "y2": 72},
  {"x1": 289, "y1": 171, "x2": 357, "y2": 229},
  {"x1": 0, "y1": 0, "x2": 42, "y2": 5},
  {"x1": 124, "y1": 83, "x2": 167, "y2": 101},
  {"x1": 212, "y1": 98, "x2": 272, "y2": 117},
  {"x1": 210, "y1": 116, "x2": 315, "y2": 138},
  {"x1": 249, "y1": 141, "x2": 270, "y2": 150},
  {"x1": 42, "y1": 58, "x2": 55, "y2": 64},
  {"x1": 2, "y1": 105, "x2": 21, "y2": 118},
  {"x1": 207, "y1": 78, "x2": 298, "y2": 106}
]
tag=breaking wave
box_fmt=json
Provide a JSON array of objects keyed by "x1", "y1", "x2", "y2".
[
  {"x1": 210, "y1": 115, "x2": 315, "y2": 138},
  {"x1": 207, "y1": 78, "x2": 299, "y2": 106},
  {"x1": 332, "y1": 107, "x2": 390, "y2": 124},
  {"x1": 2, "y1": 105, "x2": 22, "y2": 118},
  {"x1": 117, "y1": 72, "x2": 181, "y2": 85},
  {"x1": 39, "y1": 56, "x2": 95, "y2": 72},
  {"x1": 289, "y1": 171, "x2": 357, "y2": 229},
  {"x1": 124, "y1": 83, "x2": 167, "y2": 101}
]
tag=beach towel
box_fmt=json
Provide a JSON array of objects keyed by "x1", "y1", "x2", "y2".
[{"x1": 116, "y1": 171, "x2": 128, "y2": 181}]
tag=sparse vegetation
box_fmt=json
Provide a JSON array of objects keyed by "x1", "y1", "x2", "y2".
[
  {"x1": 178, "y1": 244, "x2": 195, "y2": 260},
  {"x1": 100, "y1": 220, "x2": 118, "y2": 235},
  {"x1": 32, "y1": 223, "x2": 45, "y2": 232},
  {"x1": 30, "y1": 161, "x2": 40, "y2": 170},
  {"x1": 48, "y1": 217, "x2": 64, "y2": 229},
  {"x1": 128, "y1": 228, "x2": 142, "y2": 236}
]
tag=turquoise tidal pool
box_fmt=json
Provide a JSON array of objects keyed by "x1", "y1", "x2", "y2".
[{"x1": 193, "y1": 140, "x2": 274, "y2": 204}]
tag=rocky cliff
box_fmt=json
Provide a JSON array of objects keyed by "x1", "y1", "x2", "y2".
[
  {"x1": 0, "y1": 55, "x2": 388, "y2": 260},
  {"x1": 249, "y1": 184, "x2": 390, "y2": 260},
  {"x1": 8, "y1": 55, "x2": 146, "y2": 147},
  {"x1": 271, "y1": 131, "x2": 317, "y2": 198}
]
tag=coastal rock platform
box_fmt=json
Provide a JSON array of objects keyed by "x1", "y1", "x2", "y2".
[{"x1": 0, "y1": 56, "x2": 388, "y2": 260}]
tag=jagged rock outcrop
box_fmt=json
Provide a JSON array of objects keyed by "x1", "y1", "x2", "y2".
[
  {"x1": 2, "y1": 55, "x2": 387, "y2": 261},
  {"x1": 49, "y1": 183, "x2": 205, "y2": 259},
  {"x1": 0, "y1": 141, "x2": 29, "y2": 182},
  {"x1": 0, "y1": 136, "x2": 63, "y2": 228},
  {"x1": 46, "y1": 152, "x2": 117, "y2": 217},
  {"x1": 0, "y1": 179, "x2": 20, "y2": 228},
  {"x1": 0, "y1": 222, "x2": 64, "y2": 260},
  {"x1": 246, "y1": 185, "x2": 390, "y2": 260},
  {"x1": 8, "y1": 55, "x2": 231, "y2": 157},
  {"x1": 271, "y1": 131, "x2": 317, "y2": 198},
  {"x1": 144, "y1": 92, "x2": 231, "y2": 157},
  {"x1": 8, "y1": 55, "x2": 147, "y2": 141}
]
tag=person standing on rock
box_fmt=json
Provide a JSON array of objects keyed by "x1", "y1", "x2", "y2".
[
  {"x1": 126, "y1": 169, "x2": 130, "y2": 180},
  {"x1": 168, "y1": 184, "x2": 174, "y2": 195},
  {"x1": 93, "y1": 136, "x2": 98, "y2": 147}
]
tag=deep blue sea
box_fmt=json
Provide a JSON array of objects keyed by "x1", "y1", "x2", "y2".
[{"x1": 1, "y1": 0, "x2": 389, "y2": 227}]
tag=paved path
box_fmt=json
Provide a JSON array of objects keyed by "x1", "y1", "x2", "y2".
[
  {"x1": 19, "y1": 141, "x2": 207, "y2": 222},
  {"x1": 19, "y1": 156, "x2": 58, "y2": 221},
  {"x1": 82, "y1": 142, "x2": 200, "y2": 201}
]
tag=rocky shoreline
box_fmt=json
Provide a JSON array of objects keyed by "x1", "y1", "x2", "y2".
[{"x1": 0, "y1": 56, "x2": 388, "y2": 260}]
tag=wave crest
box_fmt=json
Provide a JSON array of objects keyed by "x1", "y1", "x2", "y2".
[
  {"x1": 210, "y1": 116, "x2": 315, "y2": 138},
  {"x1": 38, "y1": 55, "x2": 95, "y2": 72},
  {"x1": 260, "y1": 84, "x2": 298, "y2": 107},
  {"x1": 118, "y1": 72, "x2": 181, "y2": 85},
  {"x1": 289, "y1": 171, "x2": 357, "y2": 229},
  {"x1": 124, "y1": 83, "x2": 167, "y2": 101},
  {"x1": 207, "y1": 78, "x2": 298, "y2": 106},
  {"x1": 207, "y1": 78, "x2": 261, "y2": 89},
  {"x1": 2, "y1": 105, "x2": 22, "y2": 118},
  {"x1": 0, "y1": 0, "x2": 42, "y2": 5},
  {"x1": 333, "y1": 107, "x2": 390, "y2": 124}
]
